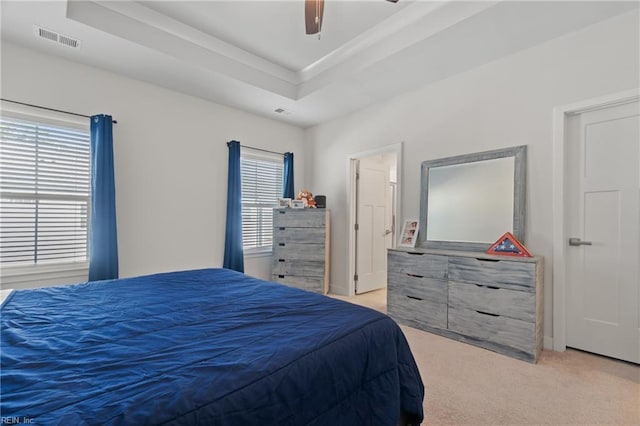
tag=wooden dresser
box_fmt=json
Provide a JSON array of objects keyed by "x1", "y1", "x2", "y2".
[
  {"x1": 387, "y1": 248, "x2": 543, "y2": 362},
  {"x1": 271, "y1": 208, "x2": 330, "y2": 294}
]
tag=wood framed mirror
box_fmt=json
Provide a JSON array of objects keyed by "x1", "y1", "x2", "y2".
[{"x1": 417, "y1": 145, "x2": 526, "y2": 251}]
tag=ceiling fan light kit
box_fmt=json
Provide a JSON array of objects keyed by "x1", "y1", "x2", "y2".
[{"x1": 305, "y1": 0, "x2": 398, "y2": 36}]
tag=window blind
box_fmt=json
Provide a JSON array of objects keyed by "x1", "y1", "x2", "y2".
[
  {"x1": 240, "y1": 151, "x2": 283, "y2": 252},
  {"x1": 0, "y1": 116, "x2": 90, "y2": 266}
]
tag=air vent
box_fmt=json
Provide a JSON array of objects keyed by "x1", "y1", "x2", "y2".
[
  {"x1": 274, "y1": 108, "x2": 292, "y2": 116},
  {"x1": 33, "y1": 26, "x2": 81, "y2": 50}
]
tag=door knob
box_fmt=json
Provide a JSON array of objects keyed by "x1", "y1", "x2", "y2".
[
  {"x1": 384, "y1": 229, "x2": 392, "y2": 236},
  {"x1": 569, "y1": 237, "x2": 592, "y2": 246}
]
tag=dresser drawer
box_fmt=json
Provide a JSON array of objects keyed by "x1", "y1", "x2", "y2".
[
  {"x1": 448, "y1": 306, "x2": 535, "y2": 354},
  {"x1": 273, "y1": 209, "x2": 326, "y2": 227},
  {"x1": 388, "y1": 251, "x2": 447, "y2": 279},
  {"x1": 272, "y1": 275, "x2": 324, "y2": 294},
  {"x1": 388, "y1": 291, "x2": 447, "y2": 329},
  {"x1": 448, "y1": 257, "x2": 536, "y2": 292},
  {"x1": 388, "y1": 271, "x2": 447, "y2": 305},
  {"x1": 273, "y1": 243, "x2": 326, "y2": 261},
  {"x1": 272, "y1": 258, "x2": 324, "y2": 276},
  {"x1": 448, "y1": 281, "x2": 535, "y2": 322},
  {"x1": 274, "y1": 227, "x2": 325, "y2": 244}
]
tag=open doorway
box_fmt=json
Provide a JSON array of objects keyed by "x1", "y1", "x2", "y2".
[{"x1": 346, "y1": 143, "x2": 402, "y2": 302}]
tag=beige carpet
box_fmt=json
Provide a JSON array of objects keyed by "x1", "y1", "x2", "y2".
[{"x1": 331, "y1": 289, "x2": 640, "y2": 425}]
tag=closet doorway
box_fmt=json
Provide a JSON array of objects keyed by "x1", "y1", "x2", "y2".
[{"x1": 347, "y1": 144, "x2": 402, "y2": 297}]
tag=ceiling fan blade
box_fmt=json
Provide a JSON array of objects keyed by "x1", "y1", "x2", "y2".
[{"x1": 305, "y1": 0, "x2": 324, "y2": 35}]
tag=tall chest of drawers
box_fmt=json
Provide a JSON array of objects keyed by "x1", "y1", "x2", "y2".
[
  {"x1": 271, "y1": 208, "x2": 330, "y2": 294},
  {"x1": 388, "y1": 248, "x2": 543, "y2": 362}
]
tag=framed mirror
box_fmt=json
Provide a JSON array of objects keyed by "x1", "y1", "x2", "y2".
[{"x1": 417, "y1": 145, "x2": 526, "y2": 251}]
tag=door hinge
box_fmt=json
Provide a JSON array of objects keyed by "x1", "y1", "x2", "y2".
[
  {"x1": 356, "y1": 172, "x2": 360, "y2": 180},
  {"x1": 354, "y1": 274, "x2": 358, "y2": 281},
  {"x1": 355, "y1": 223, "x2": 359, "y2": 231}
]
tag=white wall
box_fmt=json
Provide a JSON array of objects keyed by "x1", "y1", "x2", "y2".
[
  {"x1": 305, "y1": 11, "x2": 640, "y2": 342},
  {"x1": 0, "y1": 42, "x2": 305, "y2": 288}
]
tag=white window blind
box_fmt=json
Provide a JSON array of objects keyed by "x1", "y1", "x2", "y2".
[
  {"x1": 241, "y1": 150, "x2": 283, "y2": 252},
  {"x1": 0, "y1": 115, "x2": 90, "y2": 266}
]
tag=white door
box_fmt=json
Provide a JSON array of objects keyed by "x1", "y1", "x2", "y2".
[
  {"x1": 356, "y1": 156, "x2": 393, "y2": 294},
  {"x1": 566, "y1": 100, "x2": 640, "y2": 363}
]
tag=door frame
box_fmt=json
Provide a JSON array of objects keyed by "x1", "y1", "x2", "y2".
[
  {"x1": 347, "y1": 143, "x2": 403, "y2": 297},
  {"x1": 552, "y1": 88, "x2": 639, "y2": 351}
]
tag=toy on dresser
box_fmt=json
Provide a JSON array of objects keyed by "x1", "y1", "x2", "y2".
[{"x1": 296, "y1": 189, "x2": 316, "y2": 208}]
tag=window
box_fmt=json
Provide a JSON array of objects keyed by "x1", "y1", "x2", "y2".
[
  {"x1": 0, "y1": 115, "x2": 91, "y2": 266},
  {"x1": 240, "y1": 150, "x2": 283, "y2": 253}
]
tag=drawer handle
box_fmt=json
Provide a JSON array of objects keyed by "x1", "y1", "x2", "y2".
[
  {"x1": 475, "y1": 284, "x2": 501, "y2": 290},
  {"x1": 278, "y1": 259, "x2": 286, "y2": 262},
  {"x1": 407, "y1": 273, "x2": 424, "y2": 279},
  {"x1": 279, "y1": 210, "x2": 286, "y2": 214},
  {"x1": 406, "y1": 295, "x2": 423, "y2": 301},
  {"x1": 476, "y1": 258, "x2": 500, "y2": 263},
  {"x1": 278, "y1": 243, "x2": 285, "y2": 246},
  {"x1": 279, "y1": 227, "x2": 285, "y2": 230},
  {"x1": 407, "y1": 252, "x2": 424, "y2": 256},
  {"x1": 278, "y1": 275, "x2": 285, "y2": 278},
  {"x1": 476, "y1": 310, "x2": 500, "y2": 317}
]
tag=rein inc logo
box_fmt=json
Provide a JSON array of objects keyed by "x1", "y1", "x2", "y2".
[{"x1": 1, "y1": 417, "x2": 34, "y2": 424}]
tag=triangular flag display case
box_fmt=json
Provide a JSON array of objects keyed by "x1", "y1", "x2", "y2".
[{"x1": 486, "y1": 231, "x2": 532, "y2": 257}]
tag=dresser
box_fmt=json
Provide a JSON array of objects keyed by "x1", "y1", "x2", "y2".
[
  {"x1": 271, "y1": 208, "x2": 330, "y2": 294},
  {"x1": 387, "y1": 248, "x2": 543, "y2": 362}
]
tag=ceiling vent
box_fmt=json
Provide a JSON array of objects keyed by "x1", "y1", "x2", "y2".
[{"x1": 33, "y1": 26, "x2": 81, "y2": 50}]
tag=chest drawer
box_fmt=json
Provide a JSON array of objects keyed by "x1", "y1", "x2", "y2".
[
  {"x1": 274, "y1": 209, "x2": 326, "y2": 227},
  {"x1": 448, "y1": 257, "x2": 536, "y2": 292},
  {"x1": 388, "y1": 251, "x2": 447, "y2": 279},
  {"x1": 388, "y1": 271, "x2": 447, "y2": 305},
  {"x1": 274, "y1": 228, "x2": 325, "y2": 244},
  {"x1": 448, "y1": 281, "x2": 535, "y2": 322},
  {"x1": 388, "y1": 291, "x2": 447, "y2": 330},
  {"x1": 448, "y1": 306, "x2": 535, "y2": 354},
  {"x1": 273, "y1": 243, "x2": 326, "y2": 261},
  {"x1": 272, "y1": 258, "x2": 324, "y2": 276},
  {"x1": 272, "y1": 275, "x2": 324, "y2": 294}
]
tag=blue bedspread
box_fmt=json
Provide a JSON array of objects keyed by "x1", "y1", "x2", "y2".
[{"x1": 1, "y1": 268, "x2": 424, "y2": 425}]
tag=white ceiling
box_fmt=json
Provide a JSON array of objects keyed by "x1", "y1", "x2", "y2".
[{"x1": 1, "y1": 1, "x2": 637, "y2": 128}]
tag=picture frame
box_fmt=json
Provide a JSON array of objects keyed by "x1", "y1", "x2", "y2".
[
  {"x1": 278, "y1": 198, "x2": 292, "y2": 208},
  {"x1": 399, "y1": 220, "x2": 419, "y2": 248},
  {"x1": 291, "y1": 200, "x2": 305, "y2": 209}
]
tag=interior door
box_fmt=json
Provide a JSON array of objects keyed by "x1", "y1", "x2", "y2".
[
  {"x1": 566, "y1": 100, "x2": 640, "y2": 363},
  {"x1": 356, "y1": 156, "x2": 391, "y2": 294}
]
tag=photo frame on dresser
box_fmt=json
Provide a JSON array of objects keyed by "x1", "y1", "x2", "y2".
[{"x1": 399, "y1": 220, "x2": 419, "y2": 248}]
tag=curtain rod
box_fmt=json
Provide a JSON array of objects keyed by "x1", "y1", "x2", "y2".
[
  {"x1": 231, "y1": 141, "x2": 284, "y2": 156},
  {"x1": 0, "y1": 98, "x2": 118, "y2": 124}
]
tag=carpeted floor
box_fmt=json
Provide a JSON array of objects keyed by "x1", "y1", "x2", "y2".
[{"x1": 331, "y1": 289, "x2": 640, "y2": 425}]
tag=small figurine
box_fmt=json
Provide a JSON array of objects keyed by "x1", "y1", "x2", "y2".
[{"x1": 296, "y1": 189, "x2": 316, "y2": 208}]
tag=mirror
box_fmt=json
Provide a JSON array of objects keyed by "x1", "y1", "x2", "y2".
[{"x1": 417, "y1": 146, "x2": 526, "y2": 251}]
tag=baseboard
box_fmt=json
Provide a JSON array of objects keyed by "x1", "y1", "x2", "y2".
[{"x1": 544, "y1": 336, "x2": 553, "y2": 350}]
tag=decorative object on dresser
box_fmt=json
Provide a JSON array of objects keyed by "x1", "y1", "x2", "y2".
[
  {"x1": 387, "y1": 248, "x2": 543, "y2": 362},
  {"x1": 399, "y1": 220, "x2": 419, "y2": 248},
  {"x1": 272, "y1": 208, "x2": 330, "y2": 294},
  {"x1": 486, "y1": 231, "x2": 532, "y2": 257}
]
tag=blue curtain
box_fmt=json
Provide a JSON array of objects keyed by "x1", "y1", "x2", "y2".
[
  {"x1": 89, "y1": 115, "x2": 119, "y2": 281},
  {"x1": 283, "y1": 152, "x2": 294, "y2": 198},
  {"x1": 223, "y1": 140, "x2": 244, "y2": 272}
]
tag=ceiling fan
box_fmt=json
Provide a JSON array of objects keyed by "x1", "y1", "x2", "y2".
[{"x1": 305, "y1": 0, "x2": 399, "y2": 35}]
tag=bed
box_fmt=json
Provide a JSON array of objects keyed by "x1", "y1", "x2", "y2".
[{"x1": 1, "y1": 268, "x2": 424, "y2": 425}]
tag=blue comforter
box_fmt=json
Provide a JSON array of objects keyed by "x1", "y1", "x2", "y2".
[{"x1": 1, "y1": 268, "x2": 424, "y2": 425}]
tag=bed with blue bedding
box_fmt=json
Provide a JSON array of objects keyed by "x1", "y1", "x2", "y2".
[{"x1": 1, "y1": 268, "x2": 424, "y2": 425}]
